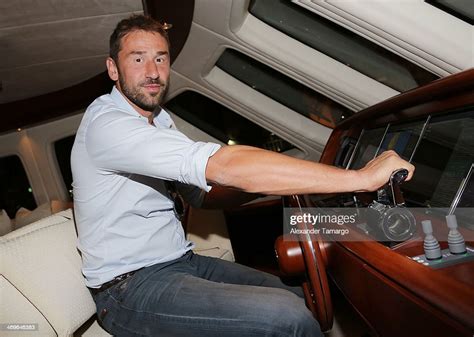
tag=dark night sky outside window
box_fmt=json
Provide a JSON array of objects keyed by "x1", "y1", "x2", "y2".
[
  {"x1": 55, "y1": 135, "x2": 75, "y2": 200},
  {"x1": 165, "y1": 91, "x2": 295, "y2": 153},
  {"x1": 426, "y1": 0, "x2": 473, "y2": 24},
  {"x1": 0, "y1": 155, "x2": 37, "y2": 218}
]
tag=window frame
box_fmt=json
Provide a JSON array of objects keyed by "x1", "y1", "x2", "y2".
[
  {"x1": 215, "y1": 48, "x2": 353, "y2": 128},
  {"x1": 248, "y1": 0, "x2": 440, "y2": 93},
  {"x1": 164, "y1": 89, "x2": 299, "y2": 153},
  {"x1": 0, "y1": 153, "x2": 38, "y2": 218}
]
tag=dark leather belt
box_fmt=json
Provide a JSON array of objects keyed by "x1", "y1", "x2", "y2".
[{"x1": 89, "y1": 269, "x2": 139, "y2": 295}]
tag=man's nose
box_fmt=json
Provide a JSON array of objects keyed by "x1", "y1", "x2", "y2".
[{"x1": 145, "y1": 61, "x2": 160, "y2": 79}]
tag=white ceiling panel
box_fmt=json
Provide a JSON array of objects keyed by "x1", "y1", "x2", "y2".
[
  {"x1": 0, "y1": 55, "x2": 107, "y2": 103},
  {"x1": 0, "y1": 0, "x2": 143, "y2": 103},
  {"x1": 1, "y1": 13, "x2": 138, "y2": 70},
  {"x1": 0, "y1": 0, "x2": 142, "y2": 28}
]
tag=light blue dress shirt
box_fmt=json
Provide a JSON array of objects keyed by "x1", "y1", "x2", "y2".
[{"x1": 71, "y1": 87, "x2": 221, "y2": 287}]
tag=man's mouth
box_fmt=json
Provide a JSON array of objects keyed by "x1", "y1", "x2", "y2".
[{"x1": 143, "y1": 83, "x2": 161, "y2": 93}]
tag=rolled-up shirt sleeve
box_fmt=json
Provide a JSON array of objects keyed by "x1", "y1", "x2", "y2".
[{"x1": 85, "y1": 109, "x2": 221, "y2": 191}]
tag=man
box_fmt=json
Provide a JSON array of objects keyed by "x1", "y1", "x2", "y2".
[{"x1": 71, "y1": 15, "x2": 414, "y2": 337}]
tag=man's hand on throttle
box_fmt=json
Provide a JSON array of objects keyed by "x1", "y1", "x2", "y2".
[{"x1": 357, "y1": 150, "x2": 415, "y2": 192}]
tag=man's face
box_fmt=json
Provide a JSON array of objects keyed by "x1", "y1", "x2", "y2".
[{"x1": 106, "y1": 30, "x2": 170, "y2": 117}]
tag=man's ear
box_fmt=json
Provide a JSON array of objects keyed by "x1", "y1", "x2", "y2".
[{"x1": 106, "y1": 57, "x2": 119, "y2": 81}]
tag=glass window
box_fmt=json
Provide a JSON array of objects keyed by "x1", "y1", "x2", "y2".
[
  {"x1": 249, "y1": 0, "x2": 439, "y2": 92},
  {"x1": 426, "y1": 0, "x2": 473, "y2": 24},
  {"x1": 377, "y1": 121, "x2": 426, "y2": 161},
  {"x1": 165, "y1": 91, "x2": 295, "y2": 153},
  {"x1": 0, "y1": 155, "x2": 37, "y2": 218},
  {"x1": 349, "y1": 126, "x2": 387, "y2": 170},
  {"x1": 216, "y1": 49, "x2": 352, "y2": 128},
  {"x1": 54, "y1": 135, "x2": 75, "y2": 199},
  {"x1": 405, "y1": 108, "x2": 474, "y2": 207}
]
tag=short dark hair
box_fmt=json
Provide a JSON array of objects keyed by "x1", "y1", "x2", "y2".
[{"x1": 109, "y1": 15, "x2": 170, "y2": 63}]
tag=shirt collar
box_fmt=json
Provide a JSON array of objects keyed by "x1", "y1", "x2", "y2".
[
  {"x1": 110, "y1": 86, "x2": 174, "y2": 129},
  {"x1": 110, "y1": 86, "x2": 141, "y2": 117},
  {"x1": 154, "y1": 109, "x2": 175, "y2": 129}
]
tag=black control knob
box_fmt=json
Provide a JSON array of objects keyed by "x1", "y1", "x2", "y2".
[{"x1": 391, "y1": 168, "x2": 408, "y2": 185}]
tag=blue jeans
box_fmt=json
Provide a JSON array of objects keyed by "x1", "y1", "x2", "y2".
[{"x1": 92, "y1": 251, "x2": 322, "y2": 336}]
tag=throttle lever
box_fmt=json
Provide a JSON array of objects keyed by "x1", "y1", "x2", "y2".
[
  {"x1": 368, "y1": 168, "x2": 414, "y2": 242},
  {"x1": 389, "y1": 168, "x2": 408, "y2": 206},
  {"x1": 377, "y1": 168, "x2": 408, "y2": 206}
]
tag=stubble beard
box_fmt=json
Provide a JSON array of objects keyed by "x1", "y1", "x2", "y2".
[{"x1": 119, "y1": 75, "x2": 169, "y2": 113}]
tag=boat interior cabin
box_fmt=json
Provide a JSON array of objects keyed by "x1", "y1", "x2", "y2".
[{"x1": 0, "y1": 1, "x2": 473, "y2": 336}]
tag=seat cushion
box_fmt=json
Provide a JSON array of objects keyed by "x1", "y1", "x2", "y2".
[
  {"x1": 0, "y1": 276, "x2": 56, "y2": 336},
  {"x1": 0, "y1": 210, "x2": 98, "y2": 336}
]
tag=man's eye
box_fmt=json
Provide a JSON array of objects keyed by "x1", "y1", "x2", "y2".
[
  {"x1": 156, "y1": 57, "x2": 164, "y2": 63},
  {"x1": 134, "y1": 57, "x2": 142, "y2": 63}
]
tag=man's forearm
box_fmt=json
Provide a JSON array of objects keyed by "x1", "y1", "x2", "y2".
[
  {"x1": 205, "y1": 145, "x2": 414, "y2": 195},
  {"x1": 201, "y1": 186, "x2": 262, "y2": 209}
]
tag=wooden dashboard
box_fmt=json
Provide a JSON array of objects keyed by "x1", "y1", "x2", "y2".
[{"x1": 306, "y1": 69, "x2": 474, "y2": 337}]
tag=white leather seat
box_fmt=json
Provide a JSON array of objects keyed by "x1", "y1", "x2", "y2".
[
  {"x1": 0, "y1": 209, "x2": 111, "y2": 337},
  {"x1": 0, "y1": 208, "x2": 234, "y2": 336}
]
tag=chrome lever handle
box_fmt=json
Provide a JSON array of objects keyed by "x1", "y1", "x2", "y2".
[{"x1": 389, "y1": 168, "x2": 408, "y2": 206}]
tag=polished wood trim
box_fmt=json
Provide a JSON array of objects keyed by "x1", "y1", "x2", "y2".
[
  {"x1": 275, "y1": 236, "x2": 305, "y2": 276},
  {"x1": 302, "y1": 281, "x2": 318, "y2": 318},
  {"x1": 298, "y1": 227, "x2": 333, "y2": 331},
  {"x1": 328, "y1": 242, "x2": 471, "y2": 337},
  {"x1": 307, "y1": 195, "x2": 474, "y2": 330},
  {"x1": 337, "y1": 69, "x2": 474, "y2": 130},
  {"x1": 342, "y1": 236, "x2": 473, "y2": 329},
  {"x1": 314, "y1": 69, "x2": 474, "y2": 334},
  {"x1": 319, "y1": 128, "x2": 344, "y2": 165}
]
